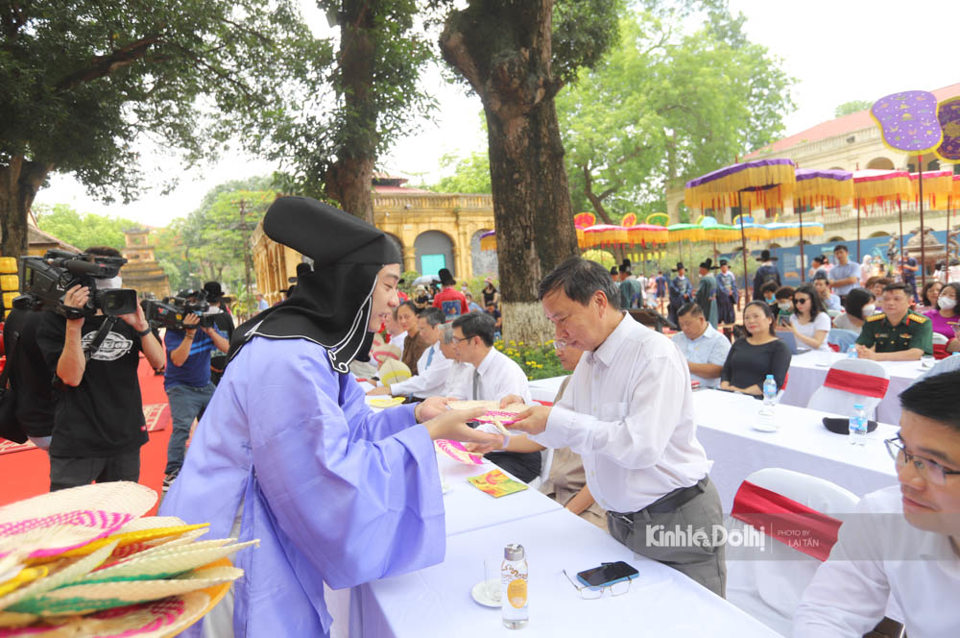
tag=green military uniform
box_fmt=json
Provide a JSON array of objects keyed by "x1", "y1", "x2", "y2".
[{"x1": 856, "y1": 311, "x2": 933, "y2": 355}]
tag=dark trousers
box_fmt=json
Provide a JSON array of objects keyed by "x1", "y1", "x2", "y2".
[
  {"x1": 606, "y1": 476, "x2": 726, "y2": 597},
  {"x1": 485, "y1": 450, "x2": 541, "y2": 484},
  {"x1": 717, "y1": 293, "x2": 735, "y2": 325},
  {"x1": 49, "y1": 451, "x2": 141, "y2": 491}
]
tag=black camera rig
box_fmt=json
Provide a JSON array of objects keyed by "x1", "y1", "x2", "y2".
[
  {"x1": 142, "y1": 290, "x2": 217, "y2": 331},
  {"x1": 14, "y1": 250, "x2": 138, "y2": 319}
]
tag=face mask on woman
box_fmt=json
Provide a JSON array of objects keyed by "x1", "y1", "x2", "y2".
[
  {"x1": 939, "y1": 296, "x2": 957, "y2": 311},
  {"x1": 861, "y1": 304, "x2": 876, "y2": 316}
]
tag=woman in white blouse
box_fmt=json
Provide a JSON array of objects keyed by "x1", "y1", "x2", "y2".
[{"x1": 780, "y1": 283, "x2": 831, "y2": 351}]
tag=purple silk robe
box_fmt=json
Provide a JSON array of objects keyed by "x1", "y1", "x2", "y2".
[{"x1": 159, "y1": 337, "x2": 445, "y2": 636}]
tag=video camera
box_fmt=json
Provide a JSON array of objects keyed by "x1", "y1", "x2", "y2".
[
  {"x1": 15, "y1": 250, "x2": 139, "y2": 318},
  {"x1": 142, "y1": 290, "x2": 218, "y2": 331}
]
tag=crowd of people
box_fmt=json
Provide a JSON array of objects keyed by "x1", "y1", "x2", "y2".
[{"x1": 3, "y1": 200, "x2": 958, "y2": 637}]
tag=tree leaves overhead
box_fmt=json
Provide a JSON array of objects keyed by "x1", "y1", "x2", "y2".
[
  {"x1": 557, "y1": 1, "x2": 795, "y2": 221},
  {"x1": 0, "y1": 0, "x2": 330, "y2": 204}
]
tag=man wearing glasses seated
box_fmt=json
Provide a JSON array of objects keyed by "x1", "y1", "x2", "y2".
[{"x1": 794, "y1": 370, "x2": 960, "y2": 637}]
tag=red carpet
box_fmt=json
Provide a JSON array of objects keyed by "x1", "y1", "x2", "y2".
[{"x1": 0, "y1": 355, "x2": 171, "y2": 513}]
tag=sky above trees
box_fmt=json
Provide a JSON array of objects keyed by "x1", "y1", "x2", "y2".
[{"x1": 34, "y1": 0, "x2": 960, "y2": 228}]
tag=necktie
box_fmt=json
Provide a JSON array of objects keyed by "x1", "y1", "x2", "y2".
[
  {"x1": 472, "y1": 369, "x2": 481, "y2": 400},
  {"x1": 425, "y1": 346, "x2": 435, "y2": 369}
]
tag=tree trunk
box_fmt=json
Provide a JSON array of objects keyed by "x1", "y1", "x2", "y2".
[
  {"x1": 581, "y1": 164, "x2": 614, "y2": 224},
  {"x1": 323, "y1": 0, "x2": 378, "y2": 224},
  {"x1": 441, "y1": 0, "x2": 578, "y2": 344},
  {"x1": 0, "y1": 156, "x2": 50, "y2": 257}
]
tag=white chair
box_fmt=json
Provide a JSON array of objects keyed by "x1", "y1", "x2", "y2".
[
  {"x1": 726, "y1": 468, "x2": 860, "y2": 636},
  {"x1": 527, "y1": 449, "x2": 554, "y2": 490},
  {"x1": 827, "y1": 328, "x2": 858, "y2": 353},
  {"x1": 932, "y1": 331, "x2": 949, "y2": 346},
  {"x1": 806, "y1": 357, "x2": 889, "y2": 419}
]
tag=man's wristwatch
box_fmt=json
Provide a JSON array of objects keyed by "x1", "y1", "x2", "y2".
[{"x1": 136, "y1": 327, "x2": 152, "y2": 337}]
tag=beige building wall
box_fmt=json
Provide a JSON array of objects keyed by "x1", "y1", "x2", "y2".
[{"x1": 252, "y1": 192, "x2": 496, "y2": 302}]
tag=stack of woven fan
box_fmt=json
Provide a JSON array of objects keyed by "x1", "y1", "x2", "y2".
[{"x1": 0, "y1": 482, "x2": 256, "y2": 637}]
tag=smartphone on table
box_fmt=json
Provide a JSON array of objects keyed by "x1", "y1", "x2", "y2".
[{"x1": 576, "y1": 561, "x2": 638, "y2": 589}]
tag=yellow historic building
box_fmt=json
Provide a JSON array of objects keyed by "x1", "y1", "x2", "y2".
[
  {"x1": 119, "y1": 228, "x2": 170, "y2": 299},
  {"x1": 665, "y1": 82, "x2": 960, "y2": 243},
  {"x1": 252, "y1": 180, "x2": 497, "y2": 303}
]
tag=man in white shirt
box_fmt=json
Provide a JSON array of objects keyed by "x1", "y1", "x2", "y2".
[
  {"x1": 794, "y1": 370, "x2": 960, "y2": 637},
  {"x1": 450, "y1": 311, "x2": 540, "y2": 483},
  {"x1": 672, "y1": 302, "x2": 731, "y2": 389},
  {"x1": 367, "y1": 307, "x2": 451, "y2": 398},
  {"x1": 508, "y1": 257, "x2": 724, "y2": 595}
]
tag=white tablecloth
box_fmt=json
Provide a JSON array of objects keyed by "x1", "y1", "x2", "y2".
[
  {"x1": 354, "y1": 508, "x2": 779, "y2": 638},
  {"x1": 779, "y1": 350, "x2": 926, "y2": 424},
  {"x1": 693, "y1": 389, "x2": 898, "y2": 510}
]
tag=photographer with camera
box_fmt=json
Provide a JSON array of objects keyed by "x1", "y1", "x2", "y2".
[
  {"x1": 162, "y1": 289, "x2": 229, "y2": 492},
  {"x1": 35, "y1": 247, "x2": 165, "y2": 491}
]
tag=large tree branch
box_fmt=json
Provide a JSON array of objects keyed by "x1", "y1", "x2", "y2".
[
  {"x1": 581, "y1": 163, "x2": 613, "y2": 224},
  {"x1": 56, "y1": 35, "x2": 163, "y2": 92}
]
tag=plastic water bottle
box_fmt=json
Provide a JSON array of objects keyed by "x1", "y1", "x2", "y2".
[
  {"x1": 756, "y1": 375, "x2": 777, "y2": 431},
  {"x1": 849, "y1": 403, "x2": 868, "y2": 445},
  {"x1": 846, "y1": 344, "x2": 858, "y2": 359},
  {"x1": 501, "y1": 543, "x2": 528, "y2": 629}
]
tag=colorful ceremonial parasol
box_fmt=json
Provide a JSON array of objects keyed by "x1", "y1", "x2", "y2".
[
  {"x1": 794, "y1": 168, "x2": 853, "y2": 279},
  {"x1": 872, "y1": 90, "x2": 943, "y2": 291},
  {"x1": 620, "y1": 213, "x2": 638, "y2": 227},
  {"x1": 910, "y1": 170, "x2": 953, "y2": 211},
  {"x1": 581, "y1": 224, "x2": 628, "y2": 249},
  {"x1": 625, "y1": 224, "x2": 668, "y2": 245},
  {"x1": 685, "y1": 158, "x2": 797, "y2": 300},
  {"x1": 853, "y1": 169, "x2": 914, "y2": 271},
  {"x1": 479, "y1": 230, "x2": 497, "y2": 252},
  {"x1": 645, "y1": 212, "x2": 670, "y2": 227}
]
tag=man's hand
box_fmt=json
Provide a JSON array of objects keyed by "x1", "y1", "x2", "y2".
[
  {"x1": 498, "y1": 394, "x2": 525, "y2": 409},
  {"x1": 62, "y1": 284, "x2": 89, "y2": 318},
  {"x1": 416, "y1": 396, "x2": 451, "y2": 422},
  {"x1": 119, "y1": 300, "x2": 150, "y2": 332},
  {"x1": 182, "y1": 313, "x2": 201, "y2": 328},
  {"x1": 366, "y1": 385, "x2": 392, "y2": 396},
  {"x1": 423, "y1": 407, "x2": 501, "y2": 449},
  {"x1": 509, "y1": 405, "x2": 551, "y2": 436},
  {"x1": 855, "y1": 343, "x2": 876, "y2": 360}
]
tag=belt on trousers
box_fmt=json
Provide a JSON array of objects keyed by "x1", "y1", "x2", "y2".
[{"x1": 612, "y1": 476, "x2": 709, "y2": 519}]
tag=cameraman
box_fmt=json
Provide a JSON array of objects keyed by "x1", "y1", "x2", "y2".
[
  {"x1": 36, "y1": 247, "x2": 165, "y2": 491},
  {"x1": 162, "y1": 290, "x2": 229, "y2": 491}
]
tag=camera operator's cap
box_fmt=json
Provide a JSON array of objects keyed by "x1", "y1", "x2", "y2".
[{"x1": 264, "y1": 196, "x2": 401, "y2": 267}]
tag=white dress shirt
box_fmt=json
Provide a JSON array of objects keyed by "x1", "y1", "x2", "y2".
[
  {"x1": 794, "y1": 486, "x2": 960, "y2": 638},
  {"x1": 444, "y1": 348, "x2": 531, "y2": 403},
  {"x1": 531, "y1": 314, "x2": 712, "y2": 513},
  {"x1": 671, "y1": 324, "x2": 731, "y2": 388},
  {"x1": 389, "y1": 342, "x2": 452, "y2": 397},
  {"x1": 441, "y1": 361, "x2": 474, "y2": 397}
]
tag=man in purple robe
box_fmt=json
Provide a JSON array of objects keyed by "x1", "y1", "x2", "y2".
[{"x1": 160, "y1": 197, "x2": 498, "y2": 637}]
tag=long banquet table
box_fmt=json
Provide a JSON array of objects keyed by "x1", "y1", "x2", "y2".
[
  {"x1": 778, "y1": 349, "x2": 927, "y2": 425},
  {"x1": 692, "y1": 389, "x2": 898, "y2": 509}
]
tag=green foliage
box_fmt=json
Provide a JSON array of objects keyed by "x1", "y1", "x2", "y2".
[
  {"x1": 34, "y1": 204, "x2": 139, "y2": 252},
  {"x1": 429, "y1": 152, "x2": 492, "y2": 194},
  {"x1": 0, "y1": 0, "x2": 329, "y2": 204},
  {"x1": 153, "y1": 178, "x2": 276, "y2": 298},
  {"x1": 494, "y1": 339, "x2": 566, "y2": 381},
  {"x1": 581, "y1": 250, "x2": 617, "y2": 270},
  {"x1": 557, "y1": 2, "x2": 795, "y2": 221},
  {"x1": 834, "y1": 100, "x2": 872, "y2": 118}
]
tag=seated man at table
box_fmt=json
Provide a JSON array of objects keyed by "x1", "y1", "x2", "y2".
[
  {"x1": 672, "y1": 302, "x2": 730, "y2": 389},
  {"x1": 814, "y1": 273, "x2": 842, "y2": 313},
  {"x1": 367, "y1": 307, "x2": 451, "y2": 398},
  {"x1": 508, "y1": 257, "x2": 724, "y2": 596},
  {"x1": 855, "y1": 283, "x2": 933, "y2": 362},
  {"x1": 449, "y1": 311, "x2": 540, "y2": 483},
  {"x1": 793, "y1": 370, "x2": 960, "y2": 637}
]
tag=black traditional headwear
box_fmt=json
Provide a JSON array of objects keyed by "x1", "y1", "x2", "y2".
[{"x1": 229, "y1": 197, "x2": 402, "y2": 374}]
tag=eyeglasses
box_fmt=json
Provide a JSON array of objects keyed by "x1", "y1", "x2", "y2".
[
  {"x1": 552, "y1": 340, "x2": 568, "y2": 351},
  {"x1": 561, "y1": 569, "x2": 633, "y2": 600},
  {"x1": 451, "y1": 335, "x2": 471, "y2": 344},
  {"x1": 793, "y1": 298, "x2": 809, "y2": 304},
  {"x1": 885, "y1": 436, "x2": 960, "y2": 486}
]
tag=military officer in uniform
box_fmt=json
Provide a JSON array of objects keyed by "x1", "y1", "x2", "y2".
[{"x1": 856, "y1": 282, "x2": 932, "y2": 361}]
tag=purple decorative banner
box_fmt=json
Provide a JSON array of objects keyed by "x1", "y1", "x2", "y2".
[{"x1": 936, "y1": 97, "x2": 960, "y2": 161}]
